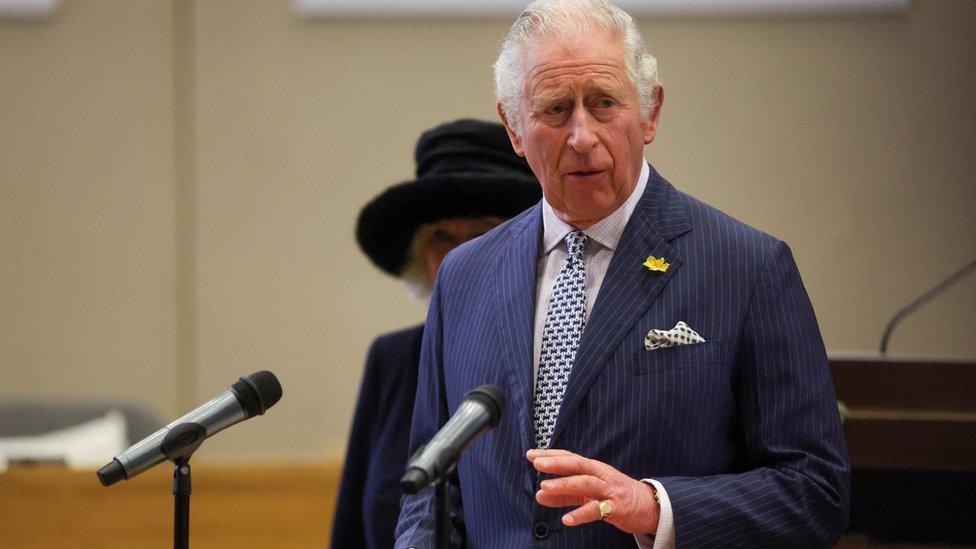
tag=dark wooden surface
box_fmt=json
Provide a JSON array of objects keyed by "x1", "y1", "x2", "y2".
[
  {"x1": 830, "y1": 354, "x2": 976, "y2": 472},
  {"x1": 830, "y1": 354, "x2": 976, "y2": 545}
]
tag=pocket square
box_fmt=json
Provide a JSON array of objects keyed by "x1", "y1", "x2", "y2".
[{"x1": 645, "y1": 321, "x2": 706, "y2": 351}]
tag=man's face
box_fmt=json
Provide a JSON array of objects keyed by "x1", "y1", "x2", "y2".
[{"x1": 499, "y1": 34, "x2": 662, "y2": 228}]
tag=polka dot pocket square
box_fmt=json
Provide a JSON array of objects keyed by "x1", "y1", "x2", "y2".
[{"x1": 644, "y1": 321, "x2": 706, "y2": 351}]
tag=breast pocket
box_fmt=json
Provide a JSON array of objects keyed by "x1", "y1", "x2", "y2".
[{"x1": 631, "y1": 340, "x2": 722, "y2": 375}]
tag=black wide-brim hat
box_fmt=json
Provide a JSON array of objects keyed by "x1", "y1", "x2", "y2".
[{"x1": 356, "y1": 119, "x2": 542, "y2": 276}]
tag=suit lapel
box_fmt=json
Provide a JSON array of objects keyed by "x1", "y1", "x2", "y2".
[
  {"x1": 547, "y1": 168, "x2": 692, "y2": 448},
  {"x1": 494, "y1": 205, "x2": 542, "y2": 457}
]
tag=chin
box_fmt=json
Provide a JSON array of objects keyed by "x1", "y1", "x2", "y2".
[
  {"x1": 561, "y1": 206, "x2": 613, "y2": 226},
  {"x1": 569, "y1": 192, "x2": 617, "y2": 214}
]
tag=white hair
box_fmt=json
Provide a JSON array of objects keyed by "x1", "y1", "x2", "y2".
[
  {"x1": 493, "y1": 0, "x2": 660, "y2": 135},
  {"x1": 400, "y1": 223, "x2": 438, "y2": 300}
]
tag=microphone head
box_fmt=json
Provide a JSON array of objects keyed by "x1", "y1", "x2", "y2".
[
  {"x1": 232, "y1": 370, "x2": 283, "y2": 417},
  {"x1": 464, "y1": 385, "x2": 506, "y2": 427}
]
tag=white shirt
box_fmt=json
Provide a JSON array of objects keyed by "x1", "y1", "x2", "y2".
[{"x1": 533, "y1": 161, "x2": 675, "y2": 549}]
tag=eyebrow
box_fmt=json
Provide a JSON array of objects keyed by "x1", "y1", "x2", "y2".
[
  {"x1": 530, "y1": 79, "x2": 626, "y2": 108},
  {"x1": 531, "y1": 90, "x2": 570, "y2": 107}
]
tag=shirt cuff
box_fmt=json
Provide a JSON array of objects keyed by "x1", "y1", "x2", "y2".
[{"x1": 633, "y1": 479, "x2": 675, "y2": 549}]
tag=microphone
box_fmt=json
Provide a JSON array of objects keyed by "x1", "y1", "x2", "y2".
[
  {"x1": 97, "y1": 370, "x2": 283, "y2": 486},
  {"x1": 880, "y1": 257, "x2": 976, "y2": 354},
  {"x1": 401, "y1": 384, "x2": 506, "y2": 495}
]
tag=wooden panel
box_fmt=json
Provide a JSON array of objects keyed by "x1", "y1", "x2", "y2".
[
  {"x1": 830, "y1": 354, "x2": 976, "y2": 472},
  {"x1": 0, "y1": 459, "x2": 342, "y2": 548},
  {"x1": 843, "y1": 413, "x2": 976, "y2": 471},
  {"x1": 831, "y1": 355, "x2": 976, "y2": 413}
]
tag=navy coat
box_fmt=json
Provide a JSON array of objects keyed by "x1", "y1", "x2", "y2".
[
  {"x1": 396, "y1": 165, "x2": 849, "y2": 548},
  {"x1": 332, "y1": 325, "x2": 423, "y2": 549}
]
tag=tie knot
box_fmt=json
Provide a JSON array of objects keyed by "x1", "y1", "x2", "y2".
[{"x1": 565, "y1": 230, "x2": 587, "y2": 259}]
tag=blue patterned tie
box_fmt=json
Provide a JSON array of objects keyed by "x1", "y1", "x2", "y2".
[{"x1": 534, "y1": 230, "x2": 588, "y2": 449}]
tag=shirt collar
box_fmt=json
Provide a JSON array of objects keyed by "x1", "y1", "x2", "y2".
[{"x1": 541, "y1": 160, "x2": 649, "y2": 254}]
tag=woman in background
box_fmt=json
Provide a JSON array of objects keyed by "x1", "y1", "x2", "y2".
[{"x1": 331, "y1": 119, "x2": 540, "y2": 549}]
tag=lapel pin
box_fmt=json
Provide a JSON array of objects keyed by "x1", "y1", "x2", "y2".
[{"x1": 642, "y1": 255, "x2": 670, "y2": 273}]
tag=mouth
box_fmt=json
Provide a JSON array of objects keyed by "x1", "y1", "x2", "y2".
[{"x1": 565, "y1": 169, "x2": 606, "y2": 181}]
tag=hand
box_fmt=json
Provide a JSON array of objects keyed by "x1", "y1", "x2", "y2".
[{"x1": 527, "y1": 448, "x2": 660, "y2": 535}]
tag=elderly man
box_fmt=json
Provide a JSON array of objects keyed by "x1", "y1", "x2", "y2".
[{"x1": 396, "y1": 1, "x2": 849, "y2": 547}]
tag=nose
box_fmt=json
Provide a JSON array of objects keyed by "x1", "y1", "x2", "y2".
[{"x1": 567, "y1": 108, "x2": 598, "y2": 153}]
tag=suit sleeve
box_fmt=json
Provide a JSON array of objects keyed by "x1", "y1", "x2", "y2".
[
  {"x1": 394, "y1": 279, "x2": 466, "y2": 548},
  {"x1": 657, "y1": 240, "x2": 850, "y2": 548},
  {"x1": 330, "y1": 338, "x2": 384, "y2": 549}
]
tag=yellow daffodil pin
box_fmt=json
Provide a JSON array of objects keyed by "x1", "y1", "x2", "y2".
[{"x1": 643, "y1": 255, "x2": 670, "y2": 273}]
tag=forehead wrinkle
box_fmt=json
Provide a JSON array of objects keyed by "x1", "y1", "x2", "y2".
[
  {"x1": 528, "y1": 71, "x2": 627, "y2": 107},
  {"x1": 527, "y1": 60, "x2": 622, "y2": 89}
]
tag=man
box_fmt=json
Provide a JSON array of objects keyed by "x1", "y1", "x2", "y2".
[
  {"x1": 332, "y1": 119, "x2": 541, "y2": 549},
  {"x1": 396, "y1": 1, "x2": 849, "y2": 547}
]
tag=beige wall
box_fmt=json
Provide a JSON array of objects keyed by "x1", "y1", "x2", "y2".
[
  {"x1": 2, "y1": 0, "x2": 973, "y2": 459},
  {"x1": 1, "y1": 2, "x2": 180, "y2": 417}
]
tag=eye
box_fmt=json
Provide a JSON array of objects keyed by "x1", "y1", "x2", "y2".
[
  {"x1": 545, "y1": 103, "x2": 568, "y2": 115},
  {"x1": 595, "y1": 97, "x2": 616, "y2": 109},
  {"x1": 431, "y1": 229, "x2": 456, "y2": 244}
]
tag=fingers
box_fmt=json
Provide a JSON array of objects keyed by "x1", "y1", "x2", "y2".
[
  {"x1": 525, "y1": 448, "x2": 574, "y2": 460},
  {"x1": 534, "y1": 490, "x2": 604, "y2": 527},
  {"x1": 561, "y1": 499, "x2": 604, "y2": 526},
  {"x1": 535, "y1": 473, "x2": 607, "y2": 510},
  {"x1": 539, "y1": 474, "x2": 607, "y2": 499},
  {"x1": 535, "y1": 476, "x2": 609, "y2": 508},
  {"x1": 526, "y1": 448, "x2": 660, "y2": 535},
  {"x1": 535, "y1": 491, "x2": 587, "y2": 508},
  {"x1": 527, "y1": 450, "x2": 605, "y2": 478}
]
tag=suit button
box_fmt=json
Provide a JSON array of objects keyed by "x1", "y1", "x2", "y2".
[{"x1": 533, "y1": 521, "x2": 550, "y2": 539}]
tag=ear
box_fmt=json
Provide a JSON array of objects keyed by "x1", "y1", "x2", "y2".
[
  {"x1": 496, "y1": 101, "x2": 525, "y2": 156},
  {"x1": 643, "y1": 85, "x2": 665, "y2": 145}
]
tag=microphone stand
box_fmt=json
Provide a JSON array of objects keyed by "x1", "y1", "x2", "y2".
[
  {"x1": 160, "y1": 423, "x2": 207, "y2": 549},
  {"x1": 880, "y1": 257, "x2": 976, "y2": 354},
  {"x1": 435, "y1": 478, "x2": 447, "y2": 549},
  {"x1": 434, "y1": 455, "x2": 460, "y2": 549},
  {"x1": 424, "y1": 459, "x2": 457, "y2": 549}
]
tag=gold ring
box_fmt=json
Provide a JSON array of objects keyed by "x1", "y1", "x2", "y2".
[{"x1": 598, "y1": 500, "x2": 612, "y2": 520}]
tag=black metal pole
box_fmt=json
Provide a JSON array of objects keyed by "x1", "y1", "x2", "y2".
[
  {"x1": 434, "y1": 478, "x2": 446, "y2": 549},
  {"x1": 172, "y1": 457, "x2": 192, "y2": 549}
]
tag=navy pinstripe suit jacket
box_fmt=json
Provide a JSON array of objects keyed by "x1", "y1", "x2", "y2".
[{"x1": 395, "y1": 165, "x2": 850, "y2": 548}]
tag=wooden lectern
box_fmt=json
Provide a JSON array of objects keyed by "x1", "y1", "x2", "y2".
[{"x1": 830, "y1": 353, "x2": 976, "y2": 545}]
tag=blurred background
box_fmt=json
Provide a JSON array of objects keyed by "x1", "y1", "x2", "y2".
[{"x1": 1, "y1": 0, "x2": 974, "y2": 546}]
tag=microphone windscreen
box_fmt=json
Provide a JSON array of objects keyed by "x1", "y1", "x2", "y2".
[
  {"x1": 464, "y1": 385, "x2": 506, "y2": 427},
  {"x1": 232, "y1": 370, "x2": 283, "y2": 417}
]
